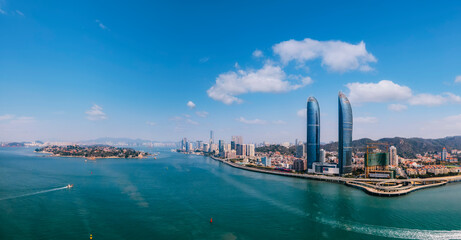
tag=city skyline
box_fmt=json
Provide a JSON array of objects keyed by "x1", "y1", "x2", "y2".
[{"x1": 1, "y1": 1, "x2": 461, "y2": 143}]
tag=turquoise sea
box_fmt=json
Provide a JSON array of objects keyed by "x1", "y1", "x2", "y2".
[{"x1": 1, "y1": 147, "x2": 461, "y2": 240}]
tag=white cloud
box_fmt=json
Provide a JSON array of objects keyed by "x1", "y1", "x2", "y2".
[
  {"x1": 455, "y1": 75, "x2": 461, "y2": 83},
  {"x1": 388, "y1": 104, "x2": 408, "y2": 112},
  {"x1": 11, "y1": 117, "x2": 35, "y2": 124},
  {"x1": 199, "y1": 57, "x2": 209, "y2": 63},
  {"x1": 171, "y1": 114, "x2": 198, "y2": 125},
  {"x1": 355, "y1": 116, "x2": 378, "y2": 123},
  {"x1": 0, "y1": 8, "x2": 6, "y2": 15},
  {"x1": 0, "y1": 115, "x2": 35, "y2": 124},
  {"x1": 346, "y1": 80, "x2": 461, "y2": 108},
  {"x1": 445, "y1": 92, "x2": 461, "y2": 103},
  {"x1": 273, "y1": 38, "x2": 377, "y2": 72},
  {"x1": 196, "y1": 111, "x2": 208, "y2": 118},
  {"x1": 207, "y1": 64, "x2": 312, "y2": 104},
  {"x1": 236, "y1": 117, "x2": 267, "y2": 125},
  {"x1": 408, "y1": 92, "x2": 461, "y2": 106},
  {"x1": 85, "y1": 104, "x2": 107, "y2": 121},
  {"x1": 146, "y1": 121, "x2": 156, "y2": 126},
  {"x1": 186, "y1": 101, "x2": 196, "y2": 109},
  {"x1": 95, "y1": 19, "x2": 108, "y2": 30},
  {"x1": 272, "y1": 120, "x2": 286, "y2": 124},
  {"x1": 0, "y1": 114, "x2": 15, "y2": 121},
  {"x1": 347, "y1": 80, "x2": 412, "y2": 103},
  {"x1": 186, "y1": 119, "x2": 198, "y2": 125},
  {"x1": 297, "y1": 109, "x2": 307, "y2": 118},
  {"x1": 15, "y1": 10, "x2": 23, "y2": 16},
  {"x1": 170, "y1": 116, "x2": 182, "y2": 121},
  {"x1": 409, "y1": 94, "x2": 446, "y2": 106},
  {"x1": 252, "y1": 49, "x2": 263, "y2": 58}
]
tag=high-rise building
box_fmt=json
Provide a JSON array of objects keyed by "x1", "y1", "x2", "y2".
[
  {"x1": 338, "y1": 92, "x2": 353, "y2": 176},
  {"x1": 231, "y1": 141, "x2": 236, "y2": 150},
  {"x1": 185, "y1": 142, "x2": 192, "y2": 152},
  {"x1": 319, "y1": 149, "x2": 326, "y2": 163},
  {"x1": 261, "y1": 157, "x2": 271, "y2": 167},
  {"x1": 196, "y1": 141, "x2": 203, "y2": 150},
  {"x1": 365, "y1": 152, "x2": 392, "y2": 178},
  {"x1": 236, "y1": 144, "x2": 247, "y2": 156},
  {"x1": 203, "y1": 143, "x2": 209, "y2": 152},
  {"x1": 181, "y1": 138, "x2": 188, "y2": 150},
  {"x1": 210, "y1": 143, "x2": 218, "y2": 153},
  {"x1": 441, "y1": 147, "x2": 448, "y2": 161},
  {"x1": 246, "y1": 144, "x2": 255, "y2": 157},
  {"x1": 232, "y1": 136, "x2": 243, "y2": 145},
  {"x1": 218, "y1": 140, "x2": 225, "y2": 153},
  {"x1": 293, "y1": 159, "x2": 306, "y2": 172},
  {"x1": 296, "y1": 143, "x2": 305, "y2": 159},
  {"x1": 210, "y1": 130, "x2": 214, "y2": 145},
  {"x1": 389, "y1": 146, "x2": 398, "y2": 166},
  {"x1": 307, "y1": 97, "x2": 320, "y2": 170}
]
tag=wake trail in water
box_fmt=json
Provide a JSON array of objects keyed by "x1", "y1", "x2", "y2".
[
  {"x1": 316, "y1": 217, "x2": 461, "y2": 240},
  {"x1": 0, "y1": 186, "x2": 69, "y2": 201},
  {"x1": 212, "y1": 169, "x2": 461, "y2": 240}
]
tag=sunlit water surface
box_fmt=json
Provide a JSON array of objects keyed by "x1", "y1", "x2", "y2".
[{"x1": 1, "y1": 147, "x2": 461, "y2": 240}]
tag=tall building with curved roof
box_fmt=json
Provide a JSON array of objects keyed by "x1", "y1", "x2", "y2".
[
  {"x1": 307, "y1": 97, "x2": 320, "y2": 170},
  {"x1": 338, "y1": 92, "x2": 353, "y2": 175}
]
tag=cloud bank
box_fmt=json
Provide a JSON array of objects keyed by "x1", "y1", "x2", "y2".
[
  {"x1": 208, "y1": 37, "x2": 375, "y2": 104},
  {"x1": 347, "y1": 80, "x2": 461, "y2": 107},
  {"x1": 207, "y1": 64, "x2": 312, "y2": 104},
  {"x1": 273, "y1": 38, "x2": 376, "y2": 72}
]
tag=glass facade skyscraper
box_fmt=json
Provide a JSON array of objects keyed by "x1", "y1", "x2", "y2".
[
  {"x1": 307, "y1": 97, "x2": 320, "y2": 169},
  {"x1": 338, "y1": 92, "x2": 353, "y2": 175}
]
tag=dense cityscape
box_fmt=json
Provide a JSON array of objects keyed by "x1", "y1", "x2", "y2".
[{"x1": 178, "y1": 92, "x2": 461, "y2": 183}]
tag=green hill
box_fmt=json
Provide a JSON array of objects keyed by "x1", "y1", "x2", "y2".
[{"x1": 322, "y1": 136, "x2": 461, "y2": 158}]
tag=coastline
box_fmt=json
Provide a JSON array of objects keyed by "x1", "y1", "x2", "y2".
[
  {"x1": 35, "y1": 151, "x2": 147, "y2": 160},
  {"x1": 207, "y1": 155, "x2": 461, "y2": 197}
]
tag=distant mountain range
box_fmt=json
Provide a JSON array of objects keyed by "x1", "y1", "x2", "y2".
[
  {"x1": 1, "y1": 138, "x2": 177, "y2": 148},
  {"x1": 79, "y1": 137, "x2": 177, "y2": 147},
  {"x1": 322, "y1": 136, "x2": 461, "y2": 158}
]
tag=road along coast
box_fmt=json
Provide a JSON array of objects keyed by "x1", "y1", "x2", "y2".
[{"x1": 209, "y1": 155, "x2": 461, "y2": 197}]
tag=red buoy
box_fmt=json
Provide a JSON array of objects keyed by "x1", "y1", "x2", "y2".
[{"x1": 210, "y1": 218, "x2": 213, "y2": 223}]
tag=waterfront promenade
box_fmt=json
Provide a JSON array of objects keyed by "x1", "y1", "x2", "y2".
[{"x1": 209, "y1": 156, "x2": 461, "y2": 196}]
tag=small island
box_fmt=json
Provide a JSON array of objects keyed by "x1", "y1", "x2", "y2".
[{"x1": 35, "y1": 145, "x2": 149, "y2": 159}]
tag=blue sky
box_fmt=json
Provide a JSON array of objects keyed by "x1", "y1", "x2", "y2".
[{"x1": 1, "y1": 0, "x2": 461, "y2": 143}]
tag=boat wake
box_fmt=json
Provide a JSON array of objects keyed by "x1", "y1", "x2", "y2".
[
  {"x1": 213, "y1": 170, "x2": 461, "y2": 240},
  {"x1": 0, "y1": 186, "x2": 69, "y2": 201},
  {"x1": 315, "y1": 216, "x2": 461, "y2": 240}
]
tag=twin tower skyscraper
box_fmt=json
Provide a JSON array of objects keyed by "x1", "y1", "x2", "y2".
[{"x1": 307, "y1": 92, "x2": 353, "y2": 176}]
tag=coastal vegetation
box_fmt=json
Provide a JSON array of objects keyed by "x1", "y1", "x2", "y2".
[
  {"x1": 322, "y1": 136, "x2": 461, "y2": 159},
  {"x1": 35, "y1": 145, "x2": 148, "y2": 159},
  {"x1": 255, "y1": 145, "x2": 296, "y2": 155}
]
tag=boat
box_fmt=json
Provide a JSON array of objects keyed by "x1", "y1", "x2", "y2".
[{"x1": 66, "y1": 184, "x2": 73, "y2": 189}]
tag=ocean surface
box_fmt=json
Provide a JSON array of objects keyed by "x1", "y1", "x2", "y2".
[{"x1": 1, "y1": 147, "x2": 461, "y2": 240}]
